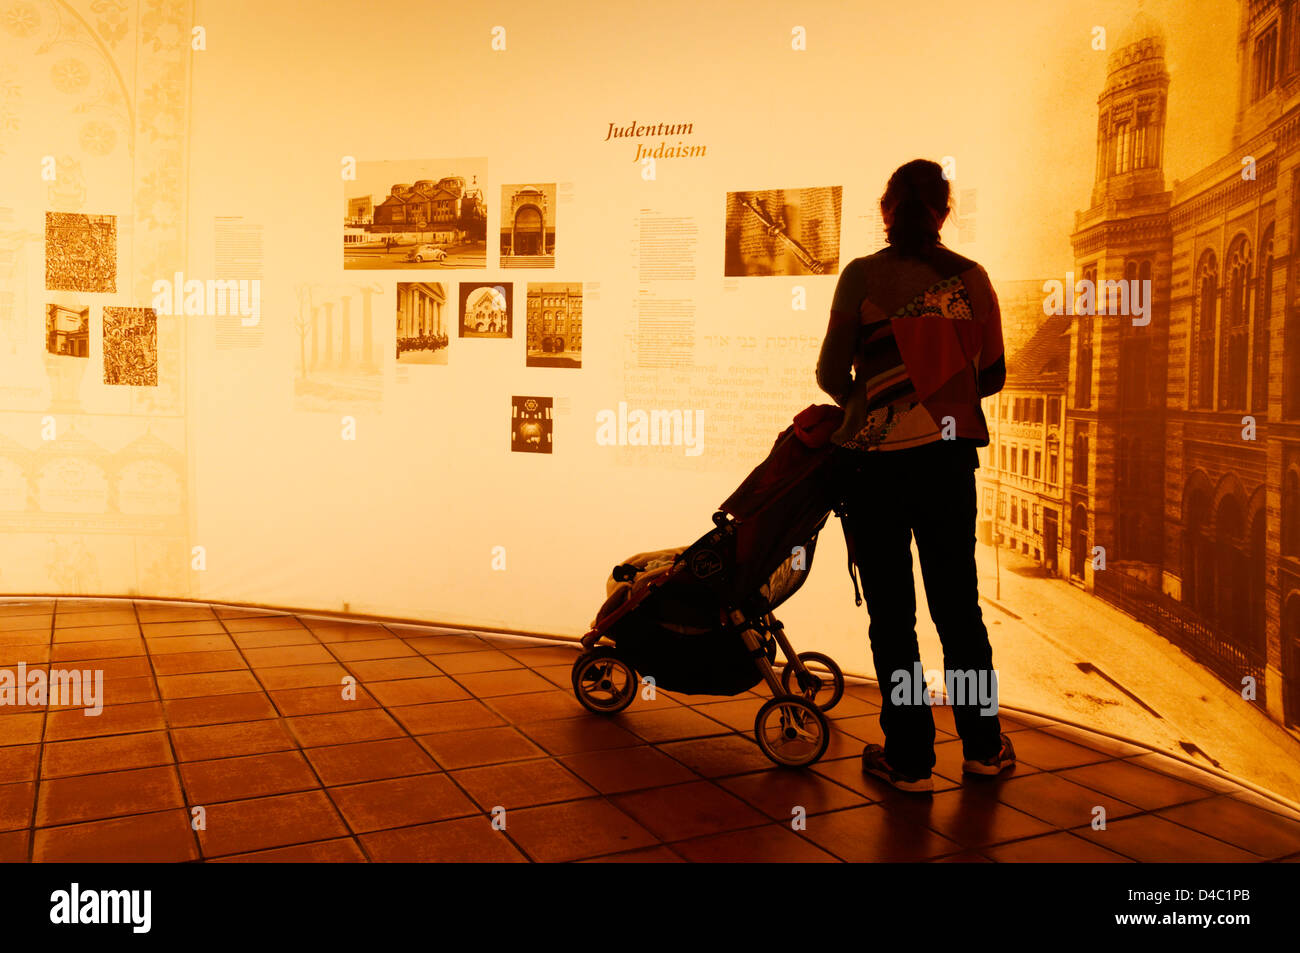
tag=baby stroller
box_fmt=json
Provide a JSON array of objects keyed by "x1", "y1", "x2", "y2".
[{"x1": 571, "y1": 405, "x2": 861, "y2": 767}]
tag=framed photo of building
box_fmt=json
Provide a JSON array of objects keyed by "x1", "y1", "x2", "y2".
[
  {"x1": 500, "y1": 183, "x2": 556, "y2": 267},
  {"x1": 45, "y1": 304, "x2": 90, "y2": 357},
  {"x1": 525, "y1": 282, "x2": 581, "y2": 368},
  {"x1": 396, "y1": 282, "x2": 450, "y2": 364},
  {"x1": 723, "y1": 186, "x2": 842, "y2": 277},
  {"x1": 511, "y1": 396, "x2": 552, "y2": 454},
  {"x1": 459, "y1": 282, "x2": 512, "y2": 338},
  {"x1": 343, "y1": 158, "x2": 488, "y2": 270}
]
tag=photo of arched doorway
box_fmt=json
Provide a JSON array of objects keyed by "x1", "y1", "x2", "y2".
[
  {"x1": 1070, "y1": 503, "x2": 1088, "y2": 579},
  {"x1": 512, "y1": 205, "x2": 543, "y2": 255}
]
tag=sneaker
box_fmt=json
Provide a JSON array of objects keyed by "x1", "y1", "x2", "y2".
[
  {"x1": 861, "y1": 744, "x2": 934, "y2": 793},
  {"x1": 962, "y1": 733, "x2": 1016, "y2": 776}
]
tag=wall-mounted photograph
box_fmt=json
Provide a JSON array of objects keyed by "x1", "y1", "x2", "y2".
[
  {"x1": 723, "y1": 186, "x2": 842, "y2": 277},
  {"x1": 102, "y1": 307, "x2": 157, "y2": 386},
  {"x1": 45, "y1": 212, "x2": 117, "y2": 293},
  {"x1": 396, "y1": 282, "x2": 450, "y2": 364},
  {"x1": 525, "y1": 282, "x2": 581, "y2": 368},
  {"x1": 511, "y1": 395, "x2": 552, "y2": 453},
  {"x1": 459, "y1": 282, "x2": 512, "y2": 338},
  {"x1": 344, "y1": 158, "x2": 487, "y2": 270},
  {"x1": 45, "y1": 303, "x2": 90, "y2": 358},
  {"x1": 500, "y1": 183, "x2": 556, "y2": 267}
]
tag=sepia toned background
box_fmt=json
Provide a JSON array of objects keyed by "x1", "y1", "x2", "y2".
[{"x1": 3, "y1": 0, "x2": 1299, "y2": 801}]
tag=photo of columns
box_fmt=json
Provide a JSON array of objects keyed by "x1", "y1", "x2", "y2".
[
  {"x1": 396, "y1": 282, "x2": 450, "y2": 365},
  {"x1": 293, "y1": 282, "x2": 385, "y2": 409}
]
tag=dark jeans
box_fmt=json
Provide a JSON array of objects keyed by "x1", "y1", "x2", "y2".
[{"x1": 838, "y1": 440, "x2": 1002, "y2": 777}]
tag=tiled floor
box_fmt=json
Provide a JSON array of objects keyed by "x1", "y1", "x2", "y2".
[{"x1": 2, "y1": 597, "x2": 1299, "y2": 863}]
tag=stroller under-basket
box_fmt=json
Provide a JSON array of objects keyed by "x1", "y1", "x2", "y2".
[{"x1": 571, "y1": 404, "x2": 860, "y2": 767}]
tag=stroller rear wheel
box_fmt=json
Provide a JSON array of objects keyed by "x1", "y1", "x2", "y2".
[
  {"x1": 780, "y1": 651, "x2": 845, "y2": 712},
  {"x1": 572, "y1": 648, "x2": 638, "y2": 714},
  {"x1": 753, "y1": 696, "x2": 830, "y2": 767}
]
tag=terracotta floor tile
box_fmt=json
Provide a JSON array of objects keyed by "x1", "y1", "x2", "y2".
[
  {"x1": 197, "y1": 790, "x2": 348, "y2": 857},
  {"x1": 502, "y1": 645, "x2": 582, "y2": 667},
  {"x1": 0, "y1": 780, "x2": 34, "y2": 831},
  {"x1": 36, "y1": 765, "x2": 184, "y2": 826},
  {"x1": 301, "y1": 620, "x2": 385, "y2": 640},
  {"x1": 243, "y1": 644, "x2": 336, "y2": 668},
  {"x1": 213, "y1": 838, "x2": 366, "y2": 862},
  {"x1": 44, "y1": 701, "x2": 163, "y2": 742},
  {"x1": 483, "y1": 690, "x2": 586, "y2": 724},
  {"x1": 220, "y1": 616, "x2": 307, "y2": 634},
  {"x1": 559, "y1": 745, "x2": 699, "y2": 794},
  {"x1": 671, "y1": 824, "x2": 841, "y2": 862},
  {"x1": 431, "y1": 650, "x2": 524, "y2": 675},
  {"x1": 0, "y1": 828, "x2": 29, "y2": 861},
  {"x1": 1040, "y1": 724, "x2": 1150, "y2": 757},
  {"x1": 406, "y1": 634, "x2": 489, "y2": 656},
  {"x1": 579, "y1": 845, "x2": 684, "y2": 863},
  {"x1": 391, "y1": 699, "x2": 505, "y2": 735},
  {"x1": 984, "y1": 830, "x2": 1134, "y2": 862},
  {"x1": 52, "y1": 675, "x2": 156, "y2": 709},
  {"x1": 877, "y1": 786, "x2": 1056, "y2": 849},
  {"x1": 616, "y1": 707, "x2": 732, "y2": 744},
  {"x1": 363, "y1": 676, "x2": 469, "y2": 708},
  {"x1": 1057, "y1": 759, "x2": 1219, "y2": 811},
  {"x1": 1155, "y1": 796, "x2": 1300, "y2": 858},
  {"x1": 42, "y1": 731, "x2": 173, "y2": 779},
  {"x1": 824, "y1": 694, "x2": 882, "y2": 721},
  {"x1": 360, "y1": 815, "x2": 527, "y2": 862},
  {"x1": 156, "y1": 670, "x2": 261, "y2": 700},
  {"x1": 140, "y1": 620, "x2": 228, "y2": 638},
  {"x1": 0, "y1": 646, "x2": 49, "y2": 668},
  {"x1": 163, "y1": 692, "x2": 278, "y2": 728},
  {"x1": 0, "y1": 629, "x2": 51, "y2": 646},
  {"x1": 268, "y1": 684, "x2": 379, "y2": 717},
  {"x1": 801, "y1": 803, "x2": 964, "y2": 862},
  {"x1": 329, "y1": 639, "x2": 417, "y2": 662},
  {"x1": 504, "y1": 797, "x2": 660, "y2": 862},
  {"x1": 134, "y1": 604, "x2": 216, "y2": 624},
  {"x1": 1008, "y1": 729, "x2": 1114, "y2": 771},
  {"x1": 0, "y1": 712, "x2": 45, "y2": 746},
  {"x1": 989, "y1": 771, "x2": 1143, "y2": 829},
  {"x1": 52, "y1": 623, "x2": 141, "y2": 643},
  {"x1": 612, "y1": 780, "x2": 769, "y2": 843},
  {"x1": 286, "y1": 708, "x2": 405, "y2": 747},
  {"x1": 180, "y1": 750, "x2": 320, "y2": 804},
  {"x1": 213, "y1": 607, "x2": 287, "y2": 620},
  {"x1": 717, "y1": 768, "x2": 870, "y2": 820},
  {"x1": 689, "y1": 697, "x2": 766, "y2": 732},
  {"x1": 33, "y1": 809, "x2": 198, "y2": 862},
  {"x1": 416, "y1": 725, "x2": 546, "y2": 769},
  {"x1": 452, "y1": 758, "x2": 595, "y2": 809},
  {"x1": 518, "y1": 716, "x2": 644, "y2": 756},
  {"x1": 171, "y1": 719, "x2": 296, "y2": 762},
  {"x1": 328, "y1": 774, "x2": 478, "y2": 833},
  {"x1": 147, "y1": 634, "x2": 237, "y2": 655},
  {"x1": 91, "y1": 657, "x2": 154, "y2": 681},
  {"x1": 531, "y1": 664, "x2": 576, "y2": 691},
  {"x1": 347, "y1": 657, "x2": 442, "y2": 681},
  {"x1": 453, "y1": 668, "x2": 555, "y2": 697},
  {"x1": 231, "y1": 629, "x2": 319, "y2": 650},
  {"x1": 150, "y1": 650, "x2": 248, "y2": 677},
  {"x1": 0, "y1": 744, "x2": 39, "y2": 783},
  {"x1": 54, "y1": 612, "x2": 138, "y2": 630},
  {"x1": 1075, "y1": 813, "x2": 1260, "y2": 862},
  {"x1": 659, "y1": 735, "x2": 780, "y2": 779},
  {"x1": 304, "y1": 738, "x2": 440, "y2": 786},
  {"x1": 51, "y1": 639, "x2": 146, "y2": 662},
  {"x1": 256, "y1": 662, "x2": 352, "y2": 691}
]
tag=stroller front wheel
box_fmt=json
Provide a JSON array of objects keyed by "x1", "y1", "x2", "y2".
[
  {"x1": 780, "y1": 651, "x2": 845, "y2": 712},
  {"x1": 753, "y1": 696, "x2": 830, "y2": 767},
  {"x1": 572, "y1": 648, "x2": 638, "y2": 715}
]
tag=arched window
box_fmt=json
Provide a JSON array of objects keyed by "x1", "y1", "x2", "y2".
[
  {"x1": 1220, "y1": 237, "x2": 1252, "y2": 411},
  {"x1": 1253, "y1": 227, "x2": 1274, "y2": 415},
  {"x1": 1284, "y1": 468, "x2": 1300, "y2": 557},
  {"x1": 1214, "y1": 496, "x2": 1249, "y2": 649},
  {"x1": 1184, "y1": 487, "x2": 1214, "y2": 618},
  {"x1": 1073, "y1": 431, "x2": 1089, "y2": 487},
  {"x1": 1286, "y1": 596, "x2": 1300, "y2": 726},
  {"x1": 1195, "y1": 251, "x2": 1218, "y2": 409}
]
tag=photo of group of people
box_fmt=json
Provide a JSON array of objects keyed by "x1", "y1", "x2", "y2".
[
  {"x1": 102, "y1": 307, "x2": 159, "y2": 386},
  {"x1": 45, "y1": 212, "x2": 117, "y2": 293}
]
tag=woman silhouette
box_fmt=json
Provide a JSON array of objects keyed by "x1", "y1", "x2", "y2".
[{"x1": 816, "y1": 159, "x2": 1015, "y2": 792}]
